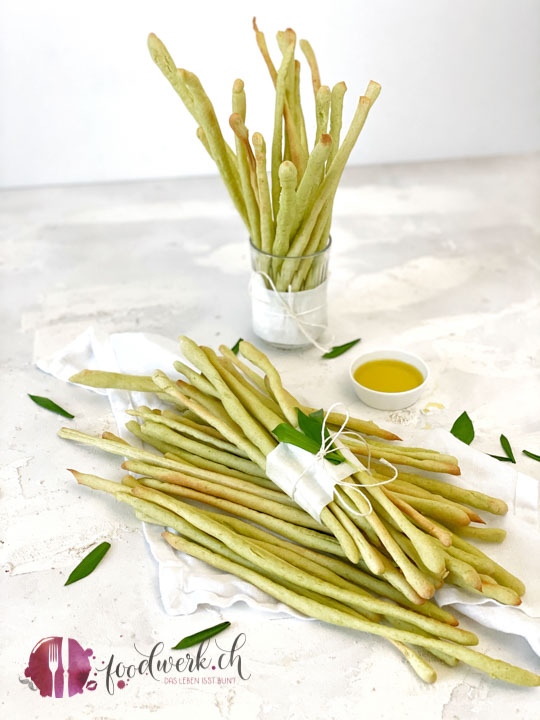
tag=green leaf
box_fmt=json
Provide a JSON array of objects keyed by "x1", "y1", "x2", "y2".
[
  {"x1": 64, "y1": 542, "x2": 111, "y2": 586},
  {"x1": 172, "y1": 621, "x2": 231, "y2": 650},
  {"x1": 499, "y1": 434, "x2": 516, "y2": 463},
  {"x1": 296, "y1": 408, "x2": 343, "y2": 463},
  {"x1": 28, "y1": 394, "x2": 74, "y2": 419},
  {"x1": 322, "y1": 338, "x2": 361, "y2": 359},
  {"x1": 273, "y1": 422, "x2": 321, "y2": 455},
  {"x1": 231, "y1": 338, "x2": 243, "y2": 355},
  {"x1": 488, "y1": 454, "x2": 513, "y2": 462},
  {"x1": 523, "y1": 449, "x2": 540, "y2": 462},
  {"x1": 450, "y1": 411, "x2": 475, "y2": 445},
  {"x1": 274, "y1": 416, "x2": 343, "y2": 464},
  {"x1": 297, "y1": 408, "x2": 325, "y2": 444}
]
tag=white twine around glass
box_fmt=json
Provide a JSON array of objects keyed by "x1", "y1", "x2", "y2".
[
  {"x1": 289, "y1": 402, "x2": 398, "y2": 519},
  {"x1": 249, "y1": 270, "x2": 333, "y2": 353}
]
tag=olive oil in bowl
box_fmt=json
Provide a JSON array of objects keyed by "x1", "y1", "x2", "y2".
[
  {"x1": 349, "y1": 350, "x2": 428, "y2": 410},
  {"x1": 353, "y1": 359, "x2": 424, "y2": 393}
]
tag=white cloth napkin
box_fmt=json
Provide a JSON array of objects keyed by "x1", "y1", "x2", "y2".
[{"x1": 36, "y1": 329, "x2": 540, "y2": 654}]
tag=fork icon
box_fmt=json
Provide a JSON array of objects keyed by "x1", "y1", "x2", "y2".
[{"x1": 48, "y1": 641, "x2": 59, "y2": 697}]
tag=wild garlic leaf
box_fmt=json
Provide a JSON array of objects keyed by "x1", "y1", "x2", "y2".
[
  {"x1": 231, "y1": 338, "x2": 243, "y2": 355},
  {"x1": 499, "y1": 434, "x2": 516, "y2": 463},
  {"x1": 28, "y1": 394, "x2": 74, "y2": 419},
  {"x1": 64, "y1": 542, "x2": 111, "y2": 586},
  {"x1": 450, "y1": 411, "x2": 474, "y2": 445},
  {"x1": 322, "y1": 338, "x2": 361, "y2": 359},
  {"x1": 172, "y1": 621, "x2": 231, "y2": 650}
]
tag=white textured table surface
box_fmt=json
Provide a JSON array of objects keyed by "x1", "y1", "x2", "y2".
[{"x1": 1, "y1": 154, "x2": 540, "y2": 719}]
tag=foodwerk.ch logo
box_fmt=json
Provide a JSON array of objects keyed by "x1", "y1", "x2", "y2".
[
  {"x1": 22, "y1": 636, "x2": 95, "y2": 698},
  {"x1": 21, "y1": 633, "x2": 249, "y2": 697}
]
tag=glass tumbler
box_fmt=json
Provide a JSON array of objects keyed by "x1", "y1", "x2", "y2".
[{"x1": 249, "y1": 238, "x2": 331, "y2": 349}]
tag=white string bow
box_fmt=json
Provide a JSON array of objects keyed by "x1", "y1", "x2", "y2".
[{"x1": 290, "y1": 402, "x2": 398, "y2": 519}]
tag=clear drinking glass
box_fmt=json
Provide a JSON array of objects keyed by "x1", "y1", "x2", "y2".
[{"x1": 249, "y1": 238, "x2": 331, "y2": 349}]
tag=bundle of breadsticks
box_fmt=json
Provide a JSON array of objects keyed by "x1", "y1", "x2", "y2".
[
  {"x1": 148, "y1": 20, "x2": 379, "y2": 291},
  {"x1": 59, "y1": 337, "x2": 539, "y2": 687}
]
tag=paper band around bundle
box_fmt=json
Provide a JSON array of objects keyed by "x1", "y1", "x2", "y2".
[
  {"x1": 250, "y1": 271, "x2": 328, "y2": 349},
  {"x1": 266, "y1": 442, "x2": 358, "y2": 522},
  {"x1": 266, "y1": 410, "x2": 398, "y2": 524}
]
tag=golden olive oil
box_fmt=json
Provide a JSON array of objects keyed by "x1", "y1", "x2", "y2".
[{"x1": 353, "y1": 359, "x2": 424, "y2": 393}]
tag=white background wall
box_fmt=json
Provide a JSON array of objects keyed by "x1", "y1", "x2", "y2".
[{"x1": 1, "y1": 0, "x2": 539, "y2": 188}]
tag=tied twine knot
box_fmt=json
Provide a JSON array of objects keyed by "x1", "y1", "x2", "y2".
[
  {"x1": 290, "y1": 402, "x2": 398, "y2": 518},
  {"x1": 250, "y1": 270, "x2": 332, "y2": 353}
]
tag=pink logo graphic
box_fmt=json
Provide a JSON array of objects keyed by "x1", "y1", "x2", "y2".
[{"x1": 24, "y1": 636, "x2": 94, "y2": 698}]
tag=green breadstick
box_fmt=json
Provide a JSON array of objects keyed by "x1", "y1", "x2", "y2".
[
  {"x1": 229, "y1": 112, "x2": 261, "y2": 247},
  {"x1": 152, "y1": 370, "x2": 266, "y2": 468},
  {"x1": 128, "y1": 407, "x2": 245, "y2": 456},
  {"x1": 339, "y1": 477, "x2": 436, "y2": 600},
  {"x1": 315, "y1": 85, "x2": 331, "y2": 146},
  {"x1": 202, "y1": 348, "x2": 284, "y2": 433},
  {"x1": 140, "y1": 420, "x2": 261, "y2": 477},
  {"x1": 299, "y1": 38, "x2": 321, "y2": 97},
  {"x1": 148, "y1": 34, "x2": 246, "y2": 223},
  {"x1": 147, "y1": 34, "x2": 197, "y2": 119},
  {"x1": 328, "y1": 82, "x2": 347, "y2": 164},
  {"x1": 212, "y1": 511, "x2": 446, "y2": 616},
  {"x1": 372, "y1": 463, "x2": 508, "y2": 515},
  {"x1": 389, "y1": 491, "x2": 471, "y2": 527},
  {"x1": 319, "y1": 505, "x2": 360, "y2": 564},
  {"x1": 289, "y1": 134, "x2": 332, "y2": 240},
  {"x1": 305, "y1": 80, "x2": 364, "y2": 278},
  {"x1": 178, "y1": 337, "x2": 277, "y2": 461},
  {"x1": 302, "y1": 82, "x2": 347, "y2": 287},
  {"x1": 196, "y1": 126, "x2": 213, "y2": 158},
  {"x1": 275, "y1": 28, "x2": 305, "y2": 179},
  {"x1": 140, "y1": 488, "x2": 473, "y2": 645},
  {"x1": 247, "y1": 537, "x2": 450, "y2": 646},
  {"x1": 196, "y1": 126, "x2": 238, "y2": 171},
  {"x1": 271, "y1": 37, "x2": 295, "y2": 217},
  {"x1": 388, "y1": 618, "x2": 459, "y2": 667},
  {"x1": 160, "y1": 438, "x2": 267, "y2": 481},
  {"x1": 294, "y1": 60, "x2": 309, "y2": 160},
  {"x1": 134, "y1": 484, "x2": 342, "y2": 555},
  {"x1": 252, "y1": 133, "x2": 275, "y2": 253},
  {"x1": 252, "y1": 18, "x2": 277, "y2": 85},
  {"x1": 232, "y1": 78, "x2": 246, "y2": 121},
  {"x1": 217, "y1": 355, "x2": 284, "y2": 416},
  {"x1": 161, "y1": 410, "x2": 227, "y2": 440},
  {"x1": 218, "y1": 345, "x2": 267, "y2": 393},
  {"x1": 280, "y1": 89, "x2": 379, "y2": 289},
  {"x1": 123, "y1": 454, "x2": 271, "y2": 492},
  {"x1": 122, "y1": 459, "x2": 291, "y2": 506},
  {"x1": 179, "y1": 69, "x2": 247, "y2": 225},
  {"x1": 57, "y1": 427, "x2": 227, "y2": 477},
  {"x1": 133, "y1": 473, "x2": 323, "y2": 530},
  {"x1": 353, "y1": 470, "x2": 447, "y2": 576},
  {"x1": 454, "y1": 526, "x2": 506, "y2": 543},
  {"x1": 164, "y1": 532, "x2": 540, "y2": 687},
  {"x1": 238, "y1": 340, "x2": 297, "y2": 425},
  {"x1": 173, "y1": 360, "x2": 219, "y2": 398},
  {"x1": 174, "y1": 378, "x2": 238, "y2": 428},
  {"x1": 130, "y1": 494, "x2": 435, "y2": 682},
  {"x1": 289, "y1": 198, "x2": 331, "y2": 291},
  {"x1": 329, "y1": 499, "x2": 382, "y2": 573},
  {"x1": 69, "y1": 369, "x2": 157, "y2": 393},
  {"x1": 125, "y1": 420, "x2": 181, "y2": 456},
  {"x1": 251, "y1": 536, "x2": 379, "y2": 620},
  {"x1": 272, "y1": 161, "x2": 298, "y2": 261},
  {"x1": 229, "y1": 112, "x2": 259, "y2": 198}
]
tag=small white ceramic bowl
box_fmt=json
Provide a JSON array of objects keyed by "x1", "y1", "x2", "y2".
[{"x1": 349, "y1": 349, "x2": 429, "y2": 411}]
